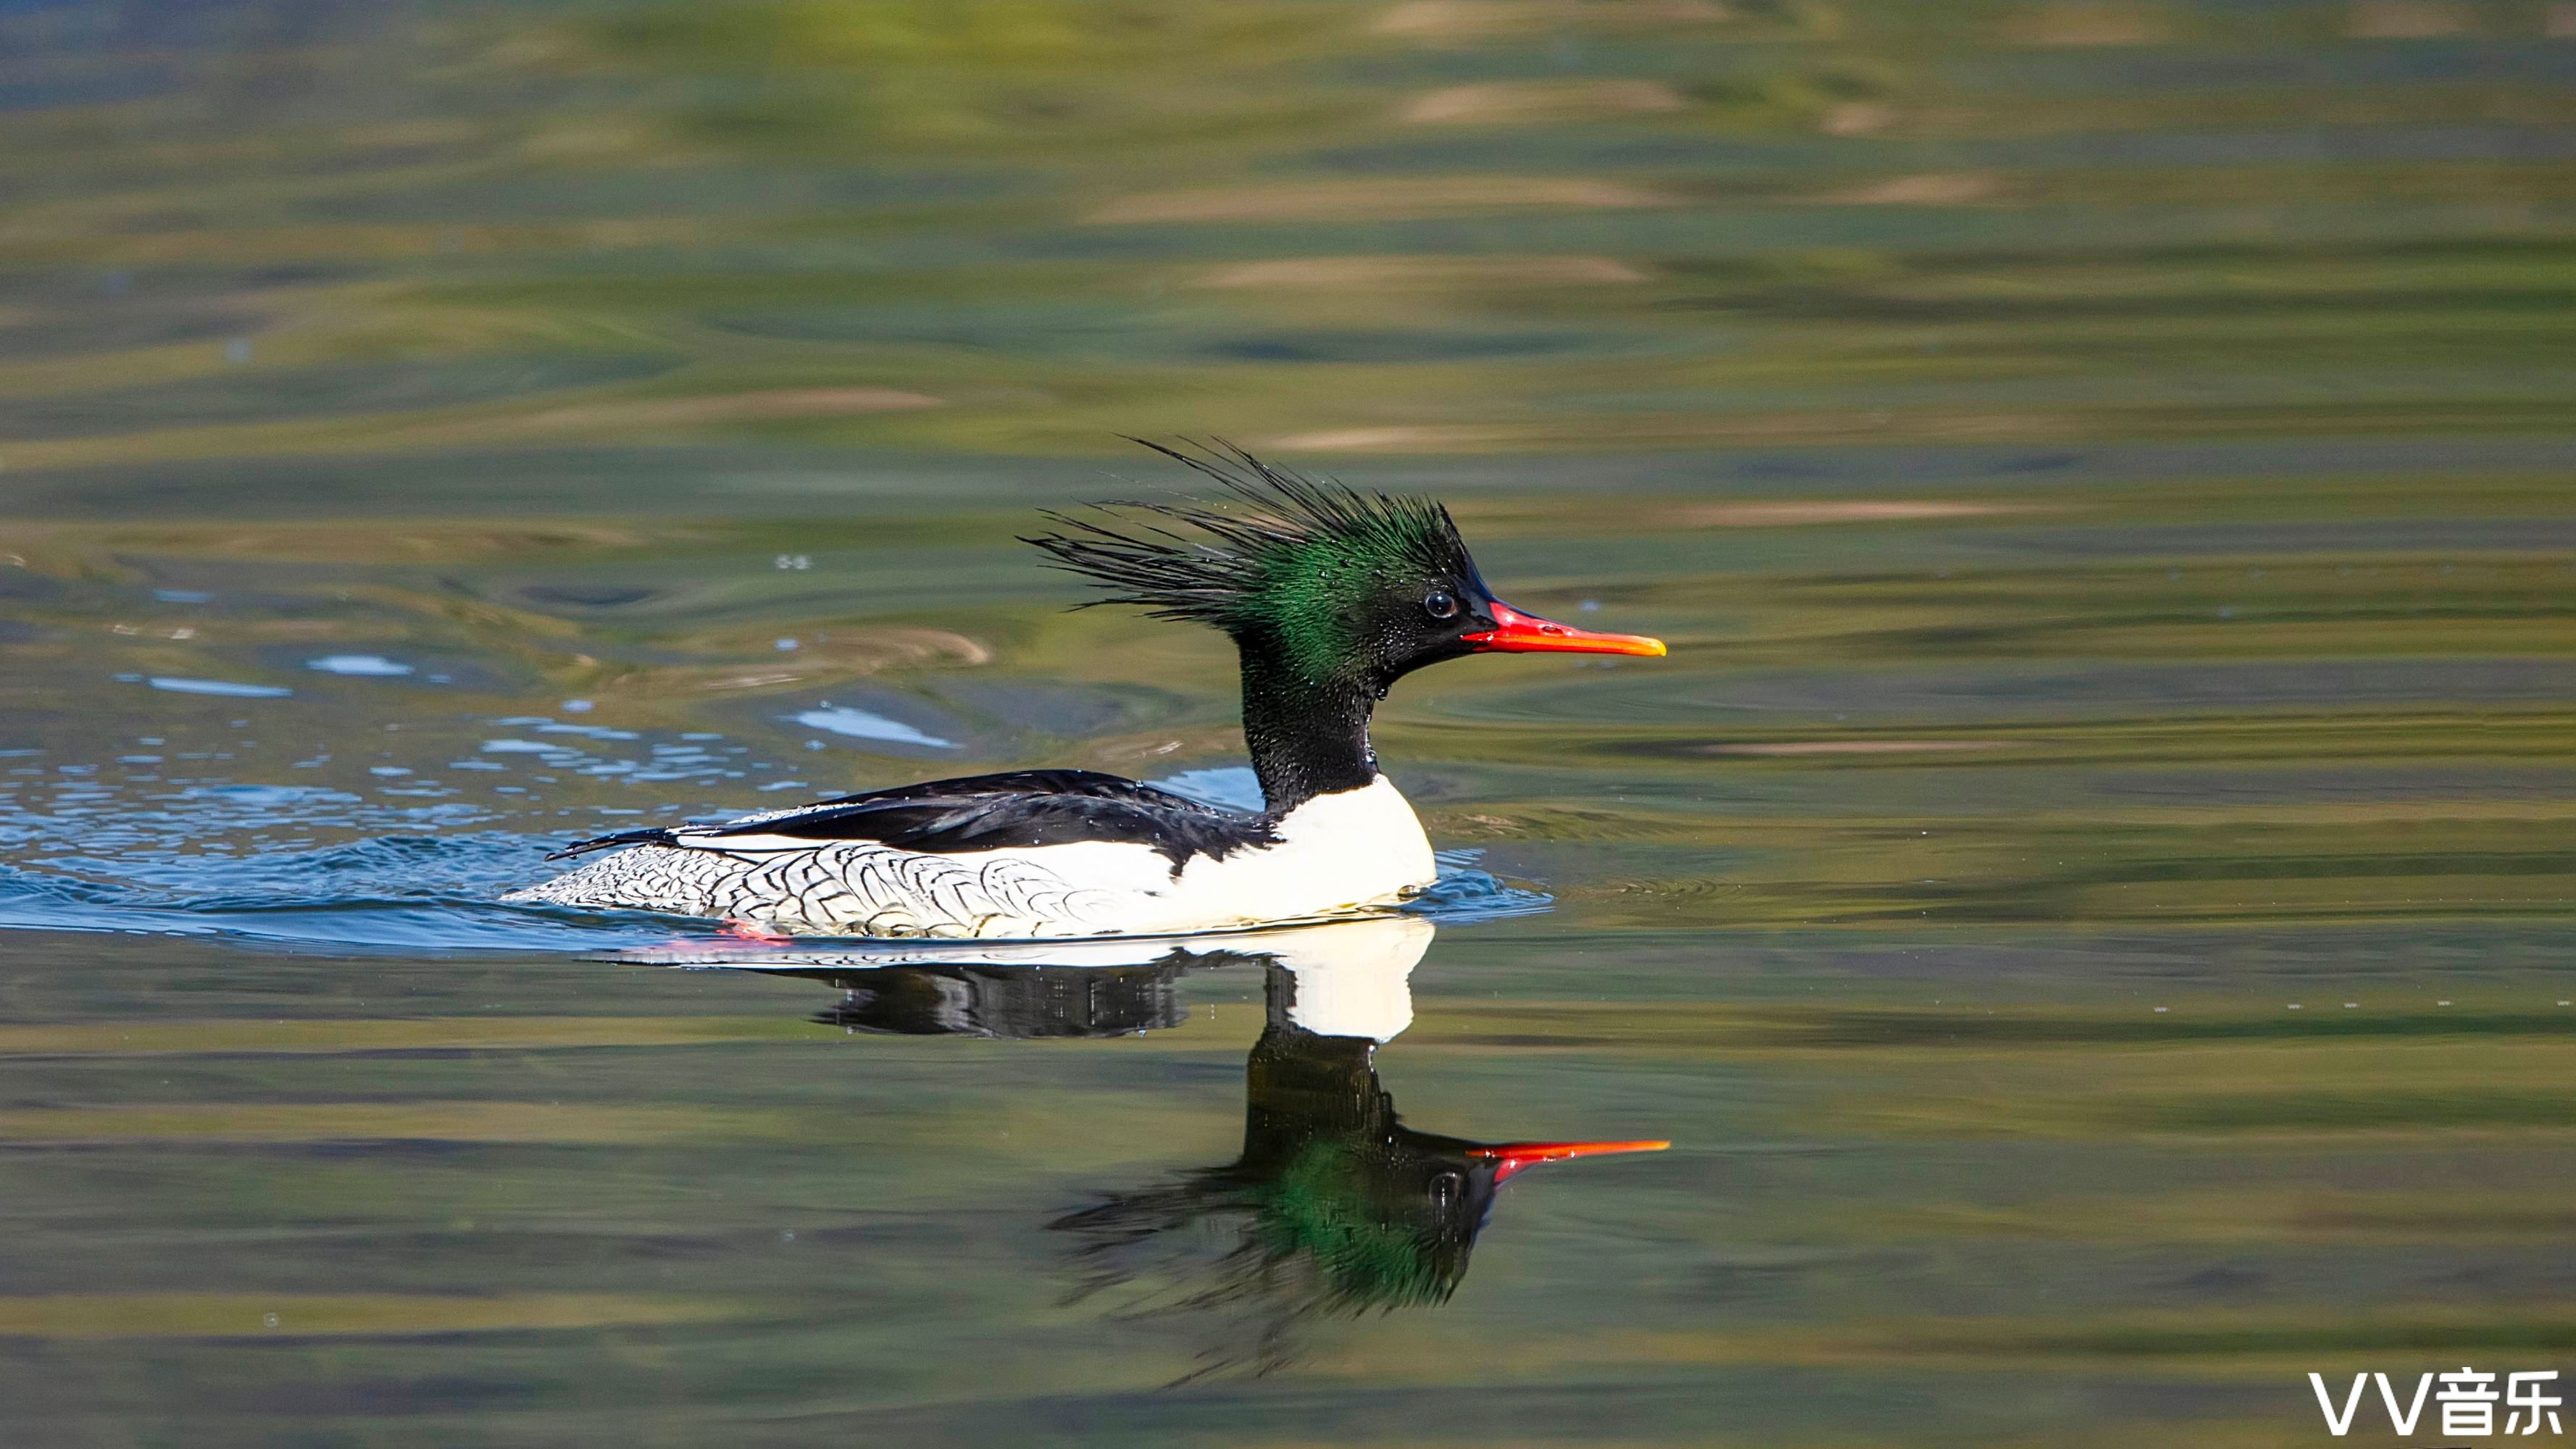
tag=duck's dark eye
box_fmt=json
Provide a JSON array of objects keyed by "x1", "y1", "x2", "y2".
[{"x1": 1423, "y1": 589, "x2": 1459, "y2": 621}]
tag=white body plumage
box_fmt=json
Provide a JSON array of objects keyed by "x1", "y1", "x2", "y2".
[{"x1": 502, "y1": 775, "x2": 1436, "y2": 939}]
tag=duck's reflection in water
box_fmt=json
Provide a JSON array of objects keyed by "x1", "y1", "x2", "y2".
[
  {"x1": 627, "y1": 917, "x2": 1664, "y2": 1379},
  {"x1": 809, "y1": 952, "x2": 1194, "y2": 1038}
]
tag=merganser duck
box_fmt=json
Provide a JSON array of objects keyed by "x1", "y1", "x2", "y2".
[{"x1": 504, "y1": 442, "x2": 1664, "y2": 937}]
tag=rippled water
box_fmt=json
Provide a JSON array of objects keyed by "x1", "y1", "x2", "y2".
[{"x1": 4, "y1": 1, "x2": 2575, "y2": 1444}]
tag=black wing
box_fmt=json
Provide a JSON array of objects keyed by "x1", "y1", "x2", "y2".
[{"x1": 546, "y1": 769, "x2": 1275, "y2": 870}]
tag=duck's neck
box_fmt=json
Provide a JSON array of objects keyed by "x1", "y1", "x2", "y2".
[{"x1": 1238, "y1": 651, "x2": 1380, "y2": 814}]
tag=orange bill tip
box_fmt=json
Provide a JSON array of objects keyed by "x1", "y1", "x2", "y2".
[{"x1": 1462, "y1": 601, "x2": 1666, "y2": 658}]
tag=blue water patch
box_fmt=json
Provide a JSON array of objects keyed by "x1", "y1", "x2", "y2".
[
  {"x1": 307, "y1": 653, "x2": 414, "y2": 677},
  {"x1": 146, "y1": 677, "x2": 293, "y2": 698},
  {"x1": 1414, "y1": 848, "x2": 1554, "y2": 924},
  {"x1": 1151, "y1": 767, "x2": 1264, "y2": 811},
  {"x1": 788, "y1": 704, "x2": 956, "y2": 749},
  {"x1": 0, "y1": 848, "x2": 678, "y2": 953}
]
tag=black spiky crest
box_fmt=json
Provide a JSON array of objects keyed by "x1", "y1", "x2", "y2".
[{"x1": 1024, "y1": 439, "x2": 1480, "y2": 683}]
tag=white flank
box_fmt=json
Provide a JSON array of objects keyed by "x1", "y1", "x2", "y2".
[{"x1": 505, "y1": 774, "x2": 1439, "y2": 939}]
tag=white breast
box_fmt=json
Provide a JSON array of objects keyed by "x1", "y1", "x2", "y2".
[
  {"x1": 962, "y1": 773, "x2": 1438, "y2": 936},
  {"x1": 1155, "y1": 774, "x2": 1438, "y2": 933}
]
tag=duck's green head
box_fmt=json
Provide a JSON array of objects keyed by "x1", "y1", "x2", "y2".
[{"x1": 1026, "y1": 440, "x2": 1665, "y2": 693}]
